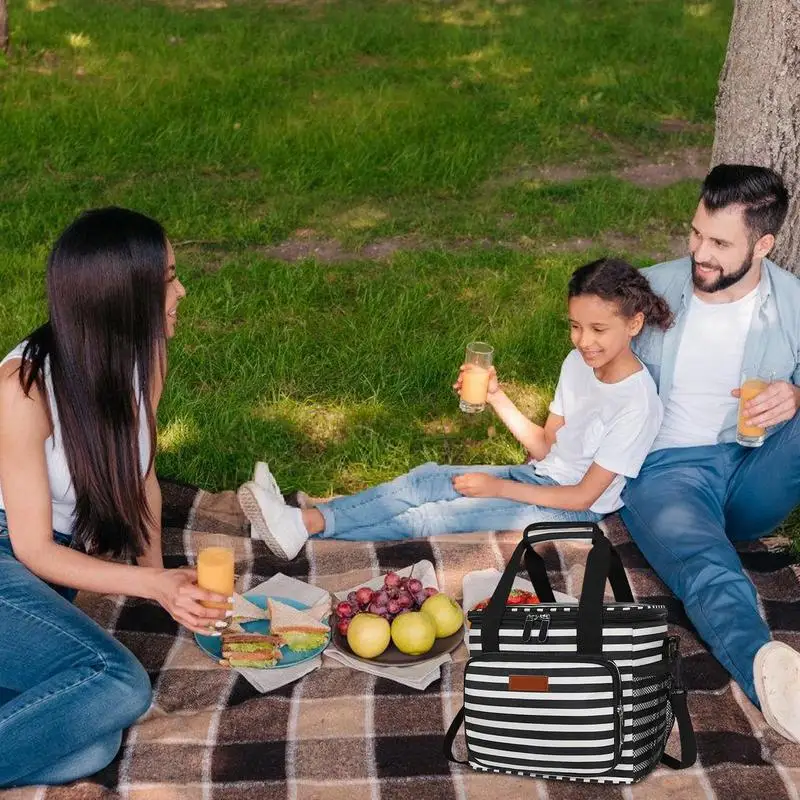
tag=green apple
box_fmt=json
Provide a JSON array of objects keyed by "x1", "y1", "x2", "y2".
[
  {"x1": 347, "y1": 613, "x2": 391, "y2": 658},
  {"x1": 421, "y1": 594, "x2": 464, "y2": 638},
  {"x1": 391, "y1": 611, "x2": 436, "y2": 656}
]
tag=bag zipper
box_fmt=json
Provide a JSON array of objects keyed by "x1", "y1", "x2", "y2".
[
  {"x1": 522, "y1": 612, "x2": 551, "y2": 643},
  {"x1": 468, "y1": 604, "x2": 666, "y2": 625}
]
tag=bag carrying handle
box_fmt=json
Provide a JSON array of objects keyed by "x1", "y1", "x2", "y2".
[
  {"x1": 522, "y1": 540, "x2": 633, "y2": 605},
  {"x1": 443, "y1": 690, "x2": 697, "y2": 770},
  {"x1": 481, "y1": 521, "x2": 634, "y2": 655}
]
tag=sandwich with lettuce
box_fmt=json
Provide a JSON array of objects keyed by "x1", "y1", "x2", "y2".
[
  {"x1": 220, "y1": 633, "x2": 283, "y2": 668},
  {"x1": 267, "y1": 598, "x2": 330, "y2": 652}
]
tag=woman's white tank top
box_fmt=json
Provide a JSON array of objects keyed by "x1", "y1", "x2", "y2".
[{"x1": 0, "y1": 342, "x2": 152, "y2": 535}]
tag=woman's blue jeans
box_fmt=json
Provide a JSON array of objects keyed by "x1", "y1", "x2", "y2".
[
  {"x1": 0, "y1": 511, "x2": 152, "y2": 787},
  {"x1": 317, "y1": 462, "x2": 603, "y2": 540}
]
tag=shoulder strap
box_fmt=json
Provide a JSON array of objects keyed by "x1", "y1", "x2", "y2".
[
  {"x1": 0, "y1": 341, "x2": 27, "y2": 370},
  {"x1": 443, "y1": 706, "x2": 469, "y2": 764},
  {"x1": 660, "y1": 690, "x2": 697, "y2": 769}
]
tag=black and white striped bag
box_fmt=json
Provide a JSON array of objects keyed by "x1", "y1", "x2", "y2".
[{"x1": 444, "y1": 522, "x2": 696, "y2": 785}]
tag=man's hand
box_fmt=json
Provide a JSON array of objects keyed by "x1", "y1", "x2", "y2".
[
  {"x1": 732, "y1": 381, "x2": 800, "y2": 428},
  {"x1": 453, "y1": 472, "x2": 504, "y2": 498}
]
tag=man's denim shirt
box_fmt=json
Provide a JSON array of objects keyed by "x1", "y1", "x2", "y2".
[{"x1": 633, "y1": 256, "x2": 800, "y2": 444}]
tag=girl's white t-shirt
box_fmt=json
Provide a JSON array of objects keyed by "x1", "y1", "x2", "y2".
[{"x1": 534, "y1": 349, "x2": 663, "y2": 514}]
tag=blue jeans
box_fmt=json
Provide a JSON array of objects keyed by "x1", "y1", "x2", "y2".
[
  {"x1": 621, "y1": 411, "x2": 800, "y2": 707},
  {"x1": 317, "y1": 462, "x2": 603, "y2": 540},
  {"x1": 0, "y1": 511, "x2": 153, "y2": 787}
]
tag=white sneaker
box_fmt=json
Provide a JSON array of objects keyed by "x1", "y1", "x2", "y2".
[
  {"x1": 237, "y1": 481, "x2": 308, "y2": 561},
  {"x1": 253, "y1": 461, "x2": 282, "y2": 497},
  {"x1": 753, "y1": 641, "x2": 800, "y2": 743},
  {"x1": 253, "y1": 462, "x2": 313, "y2": 509}
]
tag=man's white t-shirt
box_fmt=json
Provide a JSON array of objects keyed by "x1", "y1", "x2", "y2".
[
  {"x1": 652, "y1": 288, "x2": 757, "y2": 451},
  {"x1": 534, "y1": 349, "x2": 663, "y2": 514}
]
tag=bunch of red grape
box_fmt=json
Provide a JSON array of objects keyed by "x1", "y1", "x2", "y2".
[{"x1": 335, "y1": 572, "x2": 439, "y2": 636}]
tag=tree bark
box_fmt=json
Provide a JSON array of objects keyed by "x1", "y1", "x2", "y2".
[
  {"x1": 712, "y1": 0, "x2": 800, "y2": 272},
  {"x1": 0, "y1": 0, "x2": 9, "y2": 55}
]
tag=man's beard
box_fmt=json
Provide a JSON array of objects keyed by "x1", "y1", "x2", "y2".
[{"x1": 691, "y1": 244, "x2": 756, "y2": 293}]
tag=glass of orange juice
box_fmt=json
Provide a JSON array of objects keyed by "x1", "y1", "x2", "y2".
[
  {"x1": 736, "y1": 370, "x2": 771, "y2": 447},
  {"x1": 197, "y1": 535, "x2": 235, "y2": 624},
  {"x1": 459, "y1": 341, "x2": 494, "y2": 414}
]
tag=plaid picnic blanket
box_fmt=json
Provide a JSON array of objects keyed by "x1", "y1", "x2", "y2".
[{"x1": 5, "y1": 479, "x2": 800, "y2": 800}]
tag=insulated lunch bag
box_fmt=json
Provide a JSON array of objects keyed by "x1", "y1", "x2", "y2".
[{"x1": 444, "y1": 522, "x2": 697, "y2": 784}]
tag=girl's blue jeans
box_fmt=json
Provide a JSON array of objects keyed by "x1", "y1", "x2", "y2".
[
  {"x1": 317, "y1": 462, "x2": 603, "y2": 540},
  {"x1": 0, "y1": 510, "x2": 152, "y2": 787}
]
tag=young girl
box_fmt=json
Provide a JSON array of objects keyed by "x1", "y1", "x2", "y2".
[
  {"x1": 238, "y1": 257, "x2": 673, "y2": 561},
  {"x1": 0, "y1": 209, "x2": 230, "y2": 787}
]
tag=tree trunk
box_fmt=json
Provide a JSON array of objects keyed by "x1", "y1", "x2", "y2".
[
  {"x1": 0, "y1": 0, "x2": 9, "y2": 55},
  {"x1": 712, "y1": 0, "x2": 800, "y2": 272}
]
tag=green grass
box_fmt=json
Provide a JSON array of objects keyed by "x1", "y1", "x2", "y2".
[{"x1": 0, "y1": 0, "x2": 735, "y2": 496}]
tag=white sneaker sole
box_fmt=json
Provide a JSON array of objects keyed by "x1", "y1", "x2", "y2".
[
  {"x1": 237, "y1": 482, "x2": 300, "y2": 561},
  {"x1": 754, "y1": 640, "x2": 800, "y2": 743}
]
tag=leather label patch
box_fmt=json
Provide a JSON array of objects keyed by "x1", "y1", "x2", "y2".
[{"x1": 508, "y1": 675, "x2": 549, "y2": 692}]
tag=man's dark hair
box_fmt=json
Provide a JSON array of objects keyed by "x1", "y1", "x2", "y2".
[{"x1": 701, "y1": 164, "x2": 789, "y2": 240}]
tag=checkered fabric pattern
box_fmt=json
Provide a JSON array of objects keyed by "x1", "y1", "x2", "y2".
[{"x1": 5, "y1": 479, "x2": 800, "y2": 800}]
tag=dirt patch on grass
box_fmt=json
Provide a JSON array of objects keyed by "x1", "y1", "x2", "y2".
[
  {"x1": 159, "y1": 0, "x2": 333, "y2": 7},
  {"x1": 486, "y1": 146, "x2": 711, "y2": 190},
  {"x1": 540, "y1": 232, "x2": 686, "y2": 261},
  {"x1": 658, "y1": 118, "x2": 713, "y2": 135},
  {"x1": 617, "y1": 147, "x2": 710, "y2": 188},
  {"x1": 256, "y1": 233, "x2": 497, "y2": 263},
  {"x1": 250, "y1": 230, "x2": 685, "y2": 265}
]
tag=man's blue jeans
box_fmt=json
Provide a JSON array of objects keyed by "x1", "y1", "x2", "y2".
[
  {"x1": 0, "y1": 512, "x2": 153, "y2": 787},
  {"x1": 621, "y1": 413, "x2": 800, "y2": 707},
  {"x1": 317, "y1": 462, "x2": 603, "y2": 540}
]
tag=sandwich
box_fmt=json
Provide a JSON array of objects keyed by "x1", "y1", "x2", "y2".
[
  {"x1": 227, "y1": 593, "x2": 269, "y2": 632},
  {"x1": 267, "y1": 598, "x2": 330, "y2": 652},
  {"x1": 221, "y1": 633, "x2": 283, "y2": 668},
  {"x1": 305, "y1": 596, "x2": 332, "y2": 623}
]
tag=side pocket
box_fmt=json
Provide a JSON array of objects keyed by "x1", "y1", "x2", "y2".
[{"x1": 628, "y1": 663, "x2": 673, "y2": 782}]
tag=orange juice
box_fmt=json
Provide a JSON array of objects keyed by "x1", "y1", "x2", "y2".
[
  {"x1": 737, "y1": 378, "x2": 768, "y2": 440},
  {"x1": 461, "y1": 365, "x2": 490, "y2": 406},
  {"x1": 459, "y1": 341, "x2": 493, "y2": 413},
  {"x1": 197, "y1": 546, "x2": 234, "y2": 609}
]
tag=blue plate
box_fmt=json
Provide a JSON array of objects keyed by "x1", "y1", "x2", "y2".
[{"x1": 194, "y1": 594, "x2": 330, "y2": 669}]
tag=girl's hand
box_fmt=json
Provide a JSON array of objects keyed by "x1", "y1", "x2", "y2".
[
  {"x1": 453, "y1": 365, "x2": 501, "y2": 396},
  {"x1": 453, "y1": 473, "x2": 504, "y2": 498},
  {"x1": 150, "y1": 568, "x2": 231, "y2": 636}
]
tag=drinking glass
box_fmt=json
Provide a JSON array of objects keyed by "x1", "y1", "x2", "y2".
[
  {"x1": 459, "y1": 342, "x2": 494, "y2": 414},
  {"x1": 736, "y1": 370, "x2": 772, "y2": 447},
  {"x1": 197, "y1": 534, "x2": 235, "y2": 622}
]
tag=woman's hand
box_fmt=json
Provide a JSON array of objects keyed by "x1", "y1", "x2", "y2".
[
  {"x1": 149, "y1": 568, "x2": 231, "y2": 635},
  {"x1": 453, "y1": 365, "x2": 501, "y2": 397},
  {"x1": 453, "y1": 472, "x2": 504, "y2": 498}
]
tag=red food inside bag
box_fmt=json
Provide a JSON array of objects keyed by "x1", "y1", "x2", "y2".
[{"x1": 471, "y1": 589, "x2": 539, "y2": 612}]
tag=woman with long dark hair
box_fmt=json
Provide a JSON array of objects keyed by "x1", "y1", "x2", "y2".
[{"x1": 0, "y1": 208, "x2": 230, "y2": 787}]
